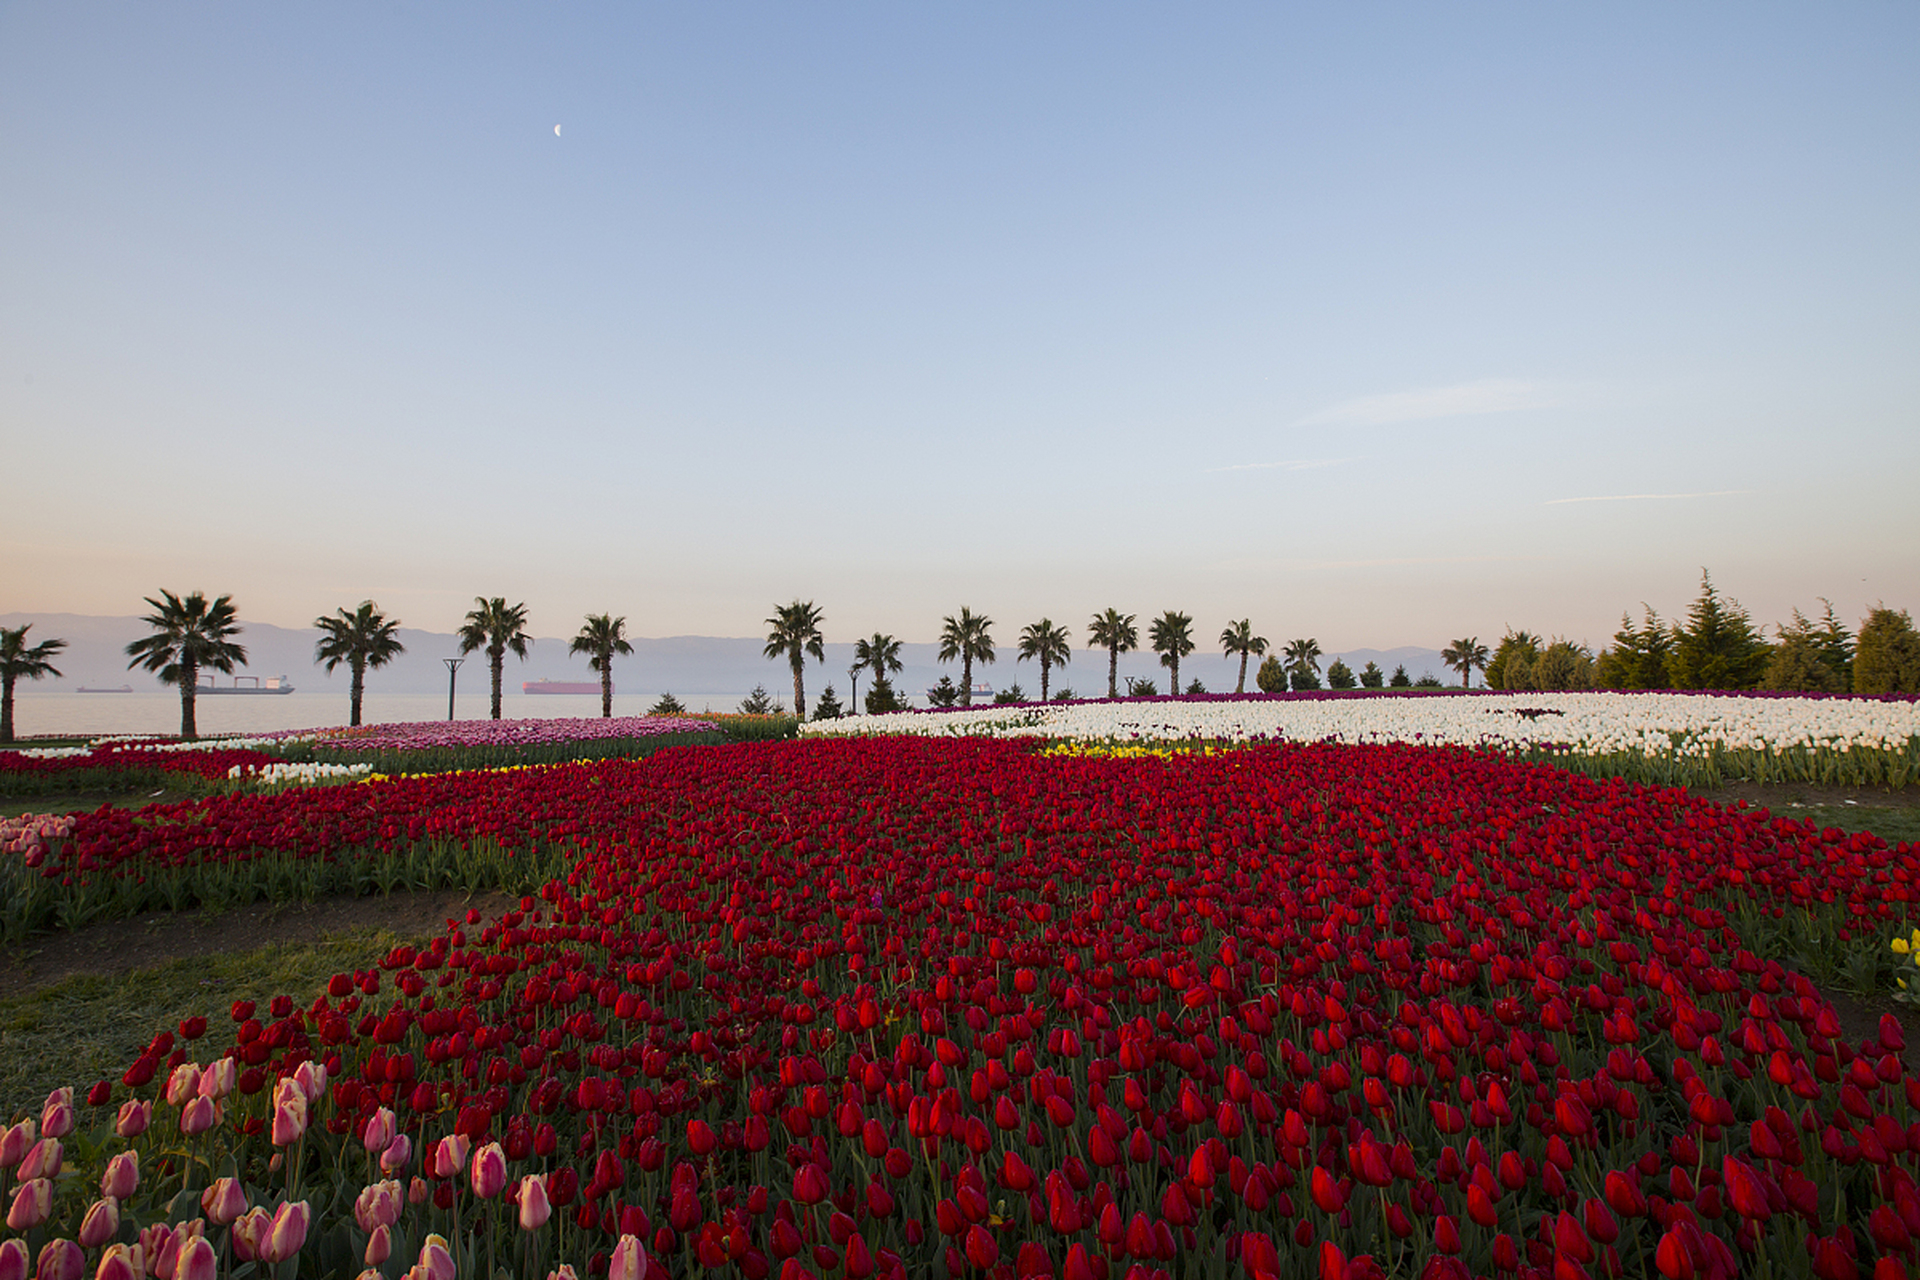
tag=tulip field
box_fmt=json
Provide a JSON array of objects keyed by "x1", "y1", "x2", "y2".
[{"x1": 5, "y1": 705, "x2": 1920, "y2": 1279}]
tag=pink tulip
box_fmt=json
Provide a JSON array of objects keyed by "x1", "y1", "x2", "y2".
[
  {"x1": 430, "y1": 1133, "x2": 470, "y2": 1181},
  {"x1": 354, "y1": 1180, "x2": 403, "y2": 1232},
  {"x1": 175, "y1": 1236, "x2": 217, "y2": 1280},
  {"x1": 138, "y1": 1224, "x2": 174, "y2": 1279},
  {"x1": 609, "y1": 1234, "x2": 649, "y2": 1280},
  {"x1": 293, "y1": 1059, "x2": 329, "y2": 1102},
  {"x1": 93, "y1": 1244, "x2": 141, "y2": 1280},
  {"x1": 100, "y1": 1150, "x2": 139, "y2": 1200},
  {"x1": 196, "y1": 1059, "x2": 235, "y2": 1101},
  {"x1": 17, "y1": 1138, "x2": 61, "y2": 1181},
  {"x1": 178, "y1": 1097, "x2": 219, "y2": 1137},
  {"x1": 77, "y1": 1197, "x2": 119, "y2": 1249},
  {"x1": 33, "y1": 1240, "x2": 83, "y2": 1280},
  {"x1": 39, "y1": 1088, "x2": 74, "y2": 1140},
  {"x1": 0, "y1": 1239, "x2": 24, "y2": 1280},
  {"x1": 0, "y1": 1120, "x2": 32, "y2": 1168},
  {"x1": 270, "y1": 1079, "x2": 308, "y2": 1146},
  {"x1": 380, "y1": 1133, "x2": 412, "y2": 1174},
  {"x1": 408, "y1": 1176, "x2": 430, "y2": 1205},
  {"x1": 114, "y1": 1100, "x2": 150, "y2": 1140},
  {"x1": 361, "y1": 1106, "x2": 397, "y2": 1155},
  {"x1": 415, "y1": 1234, "x2": 455, "y2": 1280},
  {"x1": 165, "y1": 1064, "x2": 201, "y2": 1107},
  {"x1": 6, "y1": 1179, "x2": 51, "y2": 1231},
  {"x1": 470, "y1": 1142, "x2": 508, "y2": 1199},
  {"x1": 518, "y1": 1173, "x2": 552, "y2": 1231},
  {"x1": 201, "y1": 1177, "x2": 247, "y2": 1226},
  {"x1": 260, "y1": 1200, "x2": 310, "y2": 1263},
  {"x1": 365, "y1": 1225, "x2": 392, "y2": 1267},
  {"x1": 230, "y1": 1207, "x2": 270, "y2": 1262},
  {"x1": 547, "y1": 1269, "x2": 581, "y2": 1280}
]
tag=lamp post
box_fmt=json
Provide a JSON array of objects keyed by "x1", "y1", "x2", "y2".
[
  {"x1": 848, "y1": 665, "x2": 860, "y2": 716},
  {"x1": 443, "y1": 657, "x2": 465, "y2": 721}
]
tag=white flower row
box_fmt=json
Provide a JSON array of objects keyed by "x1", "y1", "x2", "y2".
[
  {"x1": 227, "y1": 761, "x2": 374, "y2": 785},
  {"x1": 799, "y1": 692, "x2": 1920, "y2": 757}
]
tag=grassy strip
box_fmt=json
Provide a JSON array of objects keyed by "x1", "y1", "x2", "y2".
[
  {"x1": 0, "y1": 835, "x2": 570, "y2": 948},
  {"x1": 0, "y1": 929, "x2": 410, "y2": 1123},
  {"x1": 0, "y1": 766, "x2": 226, "y2": 802},
  {"x1": 2, "y1": 781, "x2": 212, "y2": 820}
]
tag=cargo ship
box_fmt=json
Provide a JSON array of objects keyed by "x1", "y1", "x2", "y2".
[
  {"x1": 75, "y1": 684, "x2": 133, "y2": 693},
  {"x1": 523, "y1": 680, "x2": 606, "y2": 695},
  {"x1": 197, "y1": 675, "x2": 295, "y2": 695}
]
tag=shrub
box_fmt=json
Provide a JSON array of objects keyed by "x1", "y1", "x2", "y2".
[
  {"x1": 1413, "y1": 673, "x2": 1444, "y2": 688},
  {"x1": 738, "y1": 685, "x2": 776, "y2": 715},
  {"x1": 1288, "y1": 668, "x2": 1321, "y2": 691},
  {"x1": 927, "y1": 675, "x2": 960, "y2": 708},
  {"x1": 1254, "y1": 655, "x2": 1287, "y2": 694},
  {"x1": 1485, "y1": 631, "x2": 1541, "y2": 691},
  {"x1": 1358, "y1": 661, "x2": 1384, "y2": 688},
  {"x1": 812, "y1": 685, "x2": 844, "y2": 720},
  {"x1": 1185, "y1": 679, "x2": 1206, "y2": 695},
  {"x1": 865, "y1": 679, "x2": 906, "y2": 714},
  {"x1": 1125, "y1": 676, "x2": 1159, "y2": 698},
  {"x1": 1325, "y1": 659, "x2": 1356, "y2": 689},
  {"x1": 648, "y1": 691, "x2": 687, "y2": 715},
  {"x1": 993, "y1": 682, "x2": 1027, "y2": 705},
  {"x1": 1052, "y1": 686, "x2": 1076, "y2": 702},
  {"x1": 1532, "y1": 640, "x2": 1595, "y2": 691},
  {"x1": 1388, "y1": 664, "x2": 1411, "y2": 687}
]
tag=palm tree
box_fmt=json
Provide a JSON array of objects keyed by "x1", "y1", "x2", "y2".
[
  {"x1": 853, "y1": 632, "x2": 904, "y2": 707},
  {"x1": 313, "y1": 601, "x2": 407, "y2": 728},
  {"x1": 1442, "y1": 636, "x2": 1491, "y2": 689},
  {"x1": 1, "y1": 624, "x2": 66, "y2": 744},
  {"x1": 458, "y1": 597, "x2": 532, "y2": 720},
  {"x1": 1282, "y1": 637, "x2": 1323, "y2": 685},
  {"x1": 1219, "y1": 619, "x2": 1269, "y2": 695},
  {"x1": 765, "y1": 600, "x2": 826, "y2": 719},
  {"x1": 1016, "y1": 619, "x2": 1073, "y2": 702},
  {"x1": 570, "y1": 614, "x2": 634, "y2": 718},
  {"x1": 938, "y1": 607, "x2": 996, "y2": 706},
  {"x1": 1149, "y1": 611, "x2": 1196, "y2": 696},
  {"x1": 125, "y1": 590, "x2": 247, "y2": 739},
  {"x1": 1087, "y1": 609, "x2": 1138, "y2": 699}
]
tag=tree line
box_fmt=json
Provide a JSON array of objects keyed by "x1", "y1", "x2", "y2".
[{"x1": 5, "y1": 572, "x2": 1914, "y2": 741}]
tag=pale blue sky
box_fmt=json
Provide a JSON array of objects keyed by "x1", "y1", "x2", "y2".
[{"x1": 3, "y1": 4, "x2": 1915, "y2": 652}]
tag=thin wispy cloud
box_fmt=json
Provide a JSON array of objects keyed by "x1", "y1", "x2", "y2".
[
  {"x1": 1204, "y1": 457, "x2": 1352, "y2": 474},
  {"x1": 1543, "y1": 490, "x2": 1750, "y2": 506},
  {"x1": 1295, "y1": 379, "x2": 1557, "y2": 428}
]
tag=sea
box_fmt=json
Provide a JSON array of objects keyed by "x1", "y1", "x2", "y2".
[{"x1": 5, "y1": 691, "x2": 768, "y2": 740}]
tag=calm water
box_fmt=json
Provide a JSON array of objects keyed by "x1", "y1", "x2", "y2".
[{"x1": 6, "y1": 691, "x2": 768, "y2": 739}]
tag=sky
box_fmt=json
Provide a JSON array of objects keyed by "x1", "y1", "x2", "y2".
[{"x1": 3, "y1": 3, "x2": 1916, "y2": 654}]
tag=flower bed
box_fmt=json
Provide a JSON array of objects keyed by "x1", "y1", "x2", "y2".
[
  {"x1": 303, "y1": 716, "x2": 720, "y2": 753},
  {"x1": 5, "y1": 737, "x2": 1920, "y2": 1278},
  {"x1": 805, "y1": 691, "x2": 1920, "y2": 788}
]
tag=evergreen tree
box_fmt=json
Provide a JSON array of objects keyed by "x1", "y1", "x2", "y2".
[
  {"x1": 1485, "y1": 631, "x2": 1540, "y2": 691},
  {"x1": 812, "y1": 685, "x2": 844, "y2": 719},
  {"x1": 1665, "y1": 572, "x2": 1769, "y2": 690},
  {"x1": 1325, "y1": 659, "x2": 1356, "y2": 689},
  {"x1": 1855, "y1": 607, "x2": 1920, "y2": 694},
  {"x1": 1594, "y1": 608, "x2": 1674, "y2": 689},
  {"x1": 1255, "y1": 655, "x2": 1288, "y2": 694},
  {"x1": 1388, "y1": 664, "x2": 1412, "y2": 687},
  {"x1": 1358, "y1": 661, "x2": 1384, "y2": 689},
  {"x1": 1762, "y1": 606, "x2": 1850, "y2": 693}
]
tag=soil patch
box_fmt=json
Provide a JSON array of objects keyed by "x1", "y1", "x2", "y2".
[
  {"x1": 1687, "y1": 779, "x2": 1920, "y2": 812},
  {"x1": 1, "y1": 887, "x2": 518, "y2": 998}
]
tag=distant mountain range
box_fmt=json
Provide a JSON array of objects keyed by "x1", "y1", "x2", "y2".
[{"x1": 1, "y1": 612, "x2": 1453, "y2": 701}]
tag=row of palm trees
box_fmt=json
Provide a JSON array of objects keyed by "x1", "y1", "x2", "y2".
[{"x1": 761, "y1": 602, "x2": 1451, "y2": 715}]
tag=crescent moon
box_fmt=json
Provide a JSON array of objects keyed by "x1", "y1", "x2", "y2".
[{"x1": 554, "y1": 124, "x2": 562, "y2": 137}]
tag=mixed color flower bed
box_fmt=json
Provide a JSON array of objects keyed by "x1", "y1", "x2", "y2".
[
  {"x1": 4, "y1": 736, "x2": 1920, "y2": 1279},
  {"x1": 805, "y1": 692, "x2": 1920, "y2": 789},
  {"x1": 301, "y1": 717, "x2": 721, "y2": 753}
]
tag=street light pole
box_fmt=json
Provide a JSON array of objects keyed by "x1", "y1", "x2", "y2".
[
  {"x1": 848, "y1": 665, "x2": 860, "y2": 715},
  {"x1": 443, "y1": 657, "x2": 465, "y2": 721}
]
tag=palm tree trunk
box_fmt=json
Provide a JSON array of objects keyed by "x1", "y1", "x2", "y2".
[
  {"x1": 1, "y1": 674, "x2": 15, "y2": 742},
  {"x1": 1171, "y1": 654, "x2": 1180, "y2": 695},
  {"x1": 961, "y1": 655, "x2": 973, "y2": 706},
  {"x1": 491, "y1": 648, "x2": 504, "y2": 719},
  {"x1": 791, "y1": 657, "x2": 805, "y2": 720},
  {"x1": 181, "y1": 657, "x2": 198, "y2": 740},
  {"x1": 1040, "y1": 659, "x2": 1050, "y2": 703},
  {"x1": 351, "y1": 659, "x2": 366, "y2": 728},
  {"x1": 1107, "y1": 648, "x2": 1118, "y2": 699},
  {"x1": 601, "y1": 663, "x2": 613, "y2": 718},
  {"x1": 1236, "y1": 651, "x2": 1248, "y2": 694}
]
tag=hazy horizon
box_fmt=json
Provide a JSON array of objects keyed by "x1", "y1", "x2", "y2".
[{"x1": 4, "y1": 5, "x2": 1915, "y2": 642}]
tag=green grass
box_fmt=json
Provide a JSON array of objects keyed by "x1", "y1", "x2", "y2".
[
  {"x1": 2, "y1": 779, "x2": 211, "y2": 819},
  {"x1": 1763, "y1": 802, "x2": 1920, "y2": 846},
  {"x1": 0, "y1": 928, "x2": 408, "y2": 1124}
]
